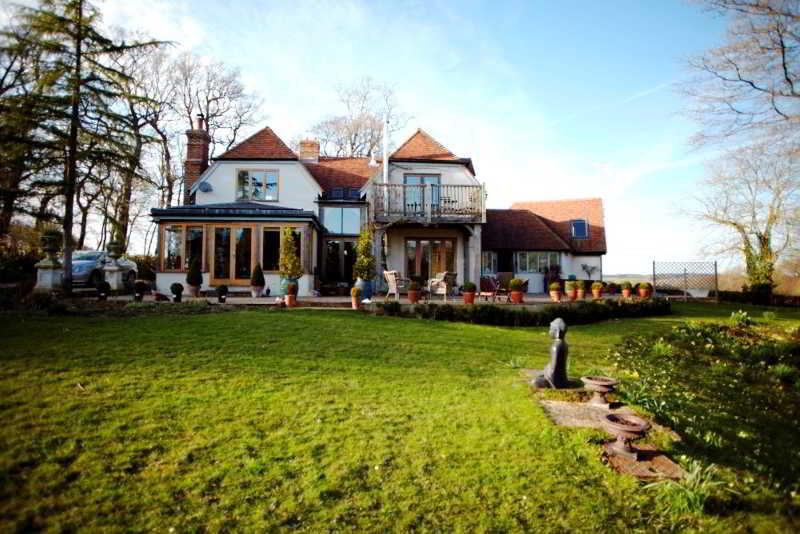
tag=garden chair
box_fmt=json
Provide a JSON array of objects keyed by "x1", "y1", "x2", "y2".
[
  {"x1": 428, "y1": 271, "x2": 457, "y2": 302},
  {"x1": 479, "y1": 275, "x2": 506, "y2": 302},
  {"x1": 384, "y1": 270, "x2": 408, "y2": 302}
]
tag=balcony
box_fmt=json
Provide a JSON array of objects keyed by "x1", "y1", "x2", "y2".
[{"x1": 369, "y1": 183, "x2": 485, "y2": 224}]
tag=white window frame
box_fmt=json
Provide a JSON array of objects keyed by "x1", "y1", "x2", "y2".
[
  {"x1": 481, "y1": 251, "x2": 497, "y2": 275},
  {"x1": 237, "y1": 169, "x2": 279, "y2": 202},
  {"x1": 514, "y1": 251, "x2": 561, "y2": 274}
]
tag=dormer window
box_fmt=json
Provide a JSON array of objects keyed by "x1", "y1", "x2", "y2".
[
  {"x1": 237, "y1": 170, "x2": 278, "y2": 201},
  {"x1": 571, "y1": 219, "x2": 588, "y2": 239},
  {"x1": 331, "y1": 188, "x2": 344, "y2": 200},
  {"x1": 348, "y1": 187, "x2": 361, "y2": 199}
]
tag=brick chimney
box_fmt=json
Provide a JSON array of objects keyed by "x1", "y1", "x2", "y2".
[
  {"x1": 298, "y1": 139, "x2": 320, "y2": 163},
  {"x1": 184, "y1": 113, "x2": 210, "y2": 205}
]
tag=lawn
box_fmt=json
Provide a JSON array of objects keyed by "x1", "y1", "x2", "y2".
[{"x1": 0, "y1": 302, "x2": 798, "y2": 532}]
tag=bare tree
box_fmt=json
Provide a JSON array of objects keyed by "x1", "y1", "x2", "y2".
[
  {"x1": 685, "y1": 1, "x2": 800, "y2": 154},
  {"x1": 171, "y1": 51, "x2": 261, "y2": 158},
  {"x1": 310, "y1": 78, "x2": 408, "y2": 157},
  {"x1": 692, "y1": 145, "x2": 799, "y2": 292}
]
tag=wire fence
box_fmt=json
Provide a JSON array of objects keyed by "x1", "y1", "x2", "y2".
[{"x1": 652, "y1": 261, "x2": 718, "y2": 301}]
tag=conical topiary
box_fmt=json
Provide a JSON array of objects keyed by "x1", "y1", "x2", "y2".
[
  {"x1": 353, "y1": 229, "x2": 375, "y2": 281},
  {"x1": 279, "y1": 228, "x2": 303, "y2": 280}
]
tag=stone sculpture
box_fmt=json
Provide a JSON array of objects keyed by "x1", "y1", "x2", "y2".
[{"x1": 534, "y1": 318, "x2": 569, "y2": 388}]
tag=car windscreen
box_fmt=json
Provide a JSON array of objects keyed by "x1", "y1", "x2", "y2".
[{"x1": 72, "y1": 251, "x2": 102, "y2": 261}]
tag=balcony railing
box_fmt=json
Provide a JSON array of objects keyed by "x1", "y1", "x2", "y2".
[{"x1": 370, "y1": 183, "x2": 485, "y2": 223}]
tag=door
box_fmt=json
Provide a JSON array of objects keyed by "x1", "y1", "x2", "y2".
[
  {"x1": 211, "y1": 225, "x2": 255, "y2": 284},
  {"x1": 404, "y1": 175, "x2": 440, "y2": 215},
  {"x1": 404, "y1": 238, "x2": 455, "y2": 283},
  {"x1": 324, "y1": 239, "x2": 357, "y2": 283}
]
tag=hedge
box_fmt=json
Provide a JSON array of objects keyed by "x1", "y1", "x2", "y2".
[
  {"x1": 373, "y1": 298, "x2": 672, "y2": 327},
  {"x1": 711, "y1": 290, "x2": 800, "y2": 308}
]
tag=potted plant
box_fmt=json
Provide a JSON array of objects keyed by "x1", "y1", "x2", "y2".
[
  {"x1": 461, "y1": 281, "x2": 476, "y2": 305},
  {"x1": 351, "y1": 286, "x2": 362, "y2": 309},
  {"x1": 566, "y1": 280, "x2": 578, "y2": 301},
  {"x1": 133, "y1": 280, "x2": 149, "y2": 302},
  {"x1": 279, "y1": 227, "x2": 304, "y2": 297},
  {"x1": 251, "y1": 263, "x2": 266, "y2": 298},
  {"x1": 186, "y1": 257, "x2": 202, "y2": 297},
  {"x1": 170, "y1": 282, "x2": 184, "y2": 303},
  {"x1": 548, "y1": 281, "x2": 562, "y2": 302},
  {"x1": 353, "y1": 229, "x2": 376, "y2": 300},
  {"x1": 591, "y1": 281, "x2": 604, "y2": 299},
  {"x1": 575, "y1": 280, "x2": 586, "y2": 300},
  {"x1": 637, "y1": 282, "x2": 653, "y2": 298},
  {"x1": 216, "y1": 284, "x2": 228, "y2": 304},
  {"x1": 96, "y1": 280, "x2": 111, "y2": 301},
  {"x1": 605, "y1": 282, "x2": 618, "y2": 295},
  {"x1": 509, "y1": 278, "x2": 525, "y2": 304},
  {"x1": 621, "y1": 281, "x2": 633, "y2": 298},
  {"x1": 286, "y1": 281, "x2": 299, "y2": 308},
  {"x1": 407, "y1": 281, "x2": 420, "y2": 304}
]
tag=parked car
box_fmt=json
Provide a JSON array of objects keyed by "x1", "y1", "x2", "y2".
[{"x1": 63, "y1": 250, "x2": 138, "y2": 288}]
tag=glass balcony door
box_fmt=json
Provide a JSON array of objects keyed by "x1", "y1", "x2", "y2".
[
  {"x1": 403, "y1": 175, "x2": 440, "y2": 216},
  {"x1": 404, "y1": 238, "x2": 455, "y2": 283}
]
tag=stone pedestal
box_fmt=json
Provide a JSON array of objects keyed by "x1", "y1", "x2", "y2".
[
  {"x1": 34, "y1": 258, "x2": 63, "y2": 291},
  {"x1": 103, "y1": 263, "x2": 124, "y2": 291}
]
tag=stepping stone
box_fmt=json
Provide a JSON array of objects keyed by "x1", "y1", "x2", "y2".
[{"x1": 602, "y1": 443, "x2": 685, "y2": 480}]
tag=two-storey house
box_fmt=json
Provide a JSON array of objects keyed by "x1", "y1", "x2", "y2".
[{"x1": 150, "y1": 116, "x2": 606, "y2": 296}]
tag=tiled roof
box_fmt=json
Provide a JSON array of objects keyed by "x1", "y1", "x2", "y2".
[
  {"x1": 214, "y1": 127, "x2": 297, "y2": 160},
  {"x1": 390, "y1": 129, "x2": 458, "y2": 160},
  {"x1": 151, "y1": 202, "x2": 315, "y2": 220},
  {"x1": 302, "y1": 157, "x2": 377, "y2": 192},
  {"x1": 511, "y1": 198, "x2": 607, "y2": 254},
  {"x1": 482, "y1": 209, "x2": 571, "y2": 251}
]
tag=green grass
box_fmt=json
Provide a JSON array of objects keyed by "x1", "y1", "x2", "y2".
[{"x1": 0, "y1": 302, "x2": 798, "y2": 532}]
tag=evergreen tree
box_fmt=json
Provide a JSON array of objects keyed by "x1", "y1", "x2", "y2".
[{"x1": 8, "y1": 0, "x2": 158, "y2": 292}]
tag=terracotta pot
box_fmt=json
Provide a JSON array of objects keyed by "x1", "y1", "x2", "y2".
[
  {"x1": 218, "y1": 295, "x2": 227, "y2": 303},
  {"x1": 251, "y1": 286, "x2": 264, "y2": 298},
  {"x1": 592, "y1": 289, "x2": 602, "y2": 299},
  {"x1": 510, "y1": 290, "x2": 524, "y2": 304},
  {"x1": 549, "y1": 290, "x2": 561, "y2": 302},
  {"x1": 577, "y1": 289, "x2": 585, "y2": 300},
  {"x1": 408, "y1": 290, "x2": 420, "y2": 304},
  {"x1": 622, "y1": 288, "x2": 631, "y2": 298},
  {"x1": 638, "y1": 288, "x2": 651, "y2": 298},
  {"x1": 463, "y1": 291, "x2": 476, "y2": 305},
  {"x1": 568, "y1": 289, "x2": 577, "y2": 301},
  {"x1": 286, "y1": 294, "x2": 297, "y2": 308},
  {"x1": 351, "y1": 296, "x2": 360, "y2": 310}
]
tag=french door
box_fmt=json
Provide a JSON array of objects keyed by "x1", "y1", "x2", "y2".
[
  {"x1": 324, "y1": 239, "x2": 357, "y2": 283},
  {"x1": 211, "y1": 225, "x2": 256, "y2": 284},
  {"x1": 405, "y1": 238, "x2": 455, "y2": 282}
]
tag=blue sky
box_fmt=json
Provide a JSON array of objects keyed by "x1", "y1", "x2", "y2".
[{"x1": 100, "y1": 0, "x2": 728, "y2": 273}]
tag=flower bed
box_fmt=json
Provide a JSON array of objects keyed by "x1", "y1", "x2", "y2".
[{"x1": 373, "y1": 298, "x2": 671, "y2": 326}]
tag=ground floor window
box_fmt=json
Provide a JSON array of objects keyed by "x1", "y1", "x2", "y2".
[
  {"x1": 515, "y1": 251, "x2": 559, "y2": 274},
  {"x1": 481, "y1": 251, "x2": 497, "y2": 275},
  {"x1": 325, "y1": 239, "x2": 356, "y2": 283},
  {"x1": 405, "y1": 238, "x2": 455, "y2": 282},
  {"x1": 163, "y1": 224, "x2": 205, "y2": 271},
  {"x1": 262, "y1": 229, "x2": 280, "y2": 271}
]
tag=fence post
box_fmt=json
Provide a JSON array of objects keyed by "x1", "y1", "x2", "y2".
[
  {"x1": 713, "y1": 260, "x2": 719, "y2": 303},
  {"x1": 652, "y1": 261, "x2": 656, "y2": 296}
]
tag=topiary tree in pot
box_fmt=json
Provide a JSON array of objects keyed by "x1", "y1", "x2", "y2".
[
  {"x1": 353, "y1": 229, "x2": 376, "y2": 300},
  {"x1": 170, "y1": 282, "x2": 183, "y2": 303},
  {"x1": 591, "y1": 281, "x2": 604, "y2": 299},
  {"x1": 279, "y1": 227, "x2": 303, "y2": 297},
  {"x1": 509, "y1": 278, "x2": 525, "y2": 304},
  {"x1": 548, "y1": 281, "x2": 562, "y2": 302},
  {"x1": 251, "y1": 263, "x2": 266, "y2": 298},
  {"x1": 186, "y1": 257, "x2": 202, "y2": 297},
  {"x1": 461, "y1": 281, "x2": 476, "y2": 305},
  {"x1": 621, "y1": 281, "x2": 633, "y2": 298}
]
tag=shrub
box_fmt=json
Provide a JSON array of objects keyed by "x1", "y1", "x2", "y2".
[
  {"x1": 408, "y1": 281, "x2": 420, "y2": 291},
  {"x1": 621, "y1": 281, "x2": 633, "y2": 290},
  {"x1": 170, "y1": 282, "x2": 184, "y2": 296},
  {"x1": 251, "y1": 263, "x2": 266, "y2": 287},
  {"x1": 186, "y1": 257, "x2": 202, "y2": 287},
  {"x1": 379, "y1": 301, "x2": 402, "y2": 316},
  {"x1": 771, "y1": 364, "x2": 797, "y2": 385},
  {"x1": 279, "y1": 228, "x2": 303, "y2": 280},
  {"x1": 638, "y1": 282, "x2": 653, "y2": 290},
  {"x1": 216, "y1": 284, "x2": 229, "y2": 296},
  {"x1": 461, "y1": 281, "x2": 476, "y2": 292},
  {"x1": 351, "y1": 286, "x2": 362, "y2": 298},
  {"x1": 565, "y1": 280, "x2": 577, "y2": 291},
  {"x1": 134, "y1": 280, "x2": 150, "y2": 295},
  {"x1": 0, "y1": 251, "x2": 40, "y2": 284},
  {"x1": 592, "y1": 281, "x2": 603, "y2": 290},
  {"x1": 126, "y1": 254, "x2": 156, "y2": 281},
  {"x1": 729, "y1": 310, "x2": 754, "y2": 328},
  {"x1": 509, "y1": 278, "x2": 524, "y2": 291},
  {"x1": 574, "y1": 280, "x2": 585, "y2": 290},
  {"x1": 605, "y1": 282, "x2": 618, "y2": 294},
  {"x1": 762, "y1": 311, "x2": 777, "y2": 322},
  {"x1": 352, "y1": 229, "x2": 375, "y2": 281},
  {"x1": 287, "y1": 282, "x2": 299, "y2": 296},
  {"x1": 96, "y1": 281, "x2": 111, "y2": 294},
  {"x1": 548, "y1": 282, "x2": 561, "y2": 291}
]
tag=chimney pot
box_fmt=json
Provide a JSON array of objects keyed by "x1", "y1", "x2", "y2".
[
  {"x1": 184, "y1": 118, "x2": 211, "y2": 205},
  {"x1": 196, "y1": 113, "x2": 205, "y2": 130},
  {"x1": 298, "y1": 138, "x2": 320, "y2": 163}
]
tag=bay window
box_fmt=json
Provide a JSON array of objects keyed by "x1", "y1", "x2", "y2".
[{"x1": 515, "y1": 252, "x2": 560, "y2": 274}]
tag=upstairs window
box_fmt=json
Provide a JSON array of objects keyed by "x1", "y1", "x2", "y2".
[
  {"x1": 330, "y1": 188, "x2": 344, "y2": 200},
  {"x1": 348, "y1": 187, "x2": 361, "y2": 199},
  {"x1": 237, "y1": 170, "x2": 278, "y2": 201},
  {"x1": 322, "y1": 207, "x2": 361, "y2": 235},
  {"x1": 571, "y1": 219, "x2": 588, "y2": 239}
]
